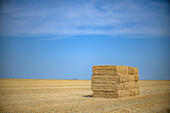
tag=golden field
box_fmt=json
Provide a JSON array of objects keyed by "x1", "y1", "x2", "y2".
[{"x1": 0, "y1": 79, "x2": 170, "y2": 113}]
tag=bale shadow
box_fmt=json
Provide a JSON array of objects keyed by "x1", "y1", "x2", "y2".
[
  {"x1": 83, "y1": 95, "x2": 93, "y2": 98},
  {"x1": 166, "y1": 109, "x2": 170, "y2": 113}
]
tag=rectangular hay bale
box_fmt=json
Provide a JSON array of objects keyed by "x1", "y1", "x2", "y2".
[
  {"x1": 92, "y1": 65, "x2": 126, "y2": 75},
  {"x1": 91, "y1": 74, "x2": 125, "y2": 83},
  {"x1": 93, "y1": 91, "x2": 119, "y2": 98},
  {"x1": 91, "y1": 85, "x2": 117, "y2": 91},
  {"x1": 128, "y1": 67, "x2": 138, "y2": 75},
  {"x1": 134, "y1": 75, "x2": 139, "y2": 82},
  {"x1": 91, "y1": 65, "x2": 139, "y2": 98}
]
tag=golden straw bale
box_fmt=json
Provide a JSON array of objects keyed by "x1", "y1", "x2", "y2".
[
  {"x1": 124, "y1": 82, "x2": 131, "y2": 90},
  {"x1": 128, "y1": 67, "x2": 138, "y2": 75},
  {"x1": 130, "y1": 89, "x2": 139, "y2": 96},
  {"x1": 121, "y1": 65, "x2": 129, "y2": 74},
  {"x1": 91, "y1": 74, "x2": 125, "y2": 83},
  {"x1": 129, "y1": 75, "x2": 135, "y2": 82},
  {"x1": 124, "y1": 74, "x2": 130, "y2": 82},
  {"x1": 125, "y1": 90, "x2": 131, "y2": 97},
  {"x1": 91, "y1": 82, "x2": 118, "y2": 86},
  {"x1": 117, "y1": 90, "x2": 127, "y2": 97},
  {"x1": 93, "y1": 91, "x2": 119, "y2": 98},
  {"x1": 91, "y1": 85, "x2": 117, "y2": 91},
  {"x1": 91, "y1": 74, "x2": 120, "y2": 80},
  {"x1": 92, "y1": 65, "x2": 117, "y2": 70},
  {"x1": 134, "y1": 75, "x2": 139, "y2": 82},
  {"x1": 91, "y1": 65, "x2": 139, "y2": 98},
  {"x1": 93, "y1": 94, "x2": 119, "y2": 98},
  {"x1": 135, "y1": 89, "x2": 139, "y2": 95},
  {"x1": 134, "y1": 82, "x2": 139, "y2": 89},
  {"x1": 93, "y1": 91, "x2": 117, "y2": 95},
  {"x1": 117, "y1": 83, "x2": 125, "y2": 90},
  {"x1": 92, "y1": 65, "x2": 126, "y2": 75}
]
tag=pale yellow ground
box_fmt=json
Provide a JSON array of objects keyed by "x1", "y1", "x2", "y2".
[{"x1": 0, "y1": 79, "x2": 170, "y2": 113}]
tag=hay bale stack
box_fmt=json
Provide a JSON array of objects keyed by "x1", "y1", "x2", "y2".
[{"x1": 91, "y1": 65, "x2": 139, "y2": 98}]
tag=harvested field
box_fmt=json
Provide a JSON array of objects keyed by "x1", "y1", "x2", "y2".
[{"x1": 0, "y1": 79, "x2": 170, "y2": 113}]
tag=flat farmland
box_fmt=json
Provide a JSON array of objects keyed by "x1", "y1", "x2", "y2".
[{"x1": 0, "y1": 79, "x2": 170, "y2": 113}]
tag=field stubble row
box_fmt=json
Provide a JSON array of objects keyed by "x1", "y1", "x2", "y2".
[{"x1": 0, "y1": 79, "x2": 170, "y2": 113}]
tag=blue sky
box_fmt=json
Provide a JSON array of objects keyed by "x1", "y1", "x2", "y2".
[{"x1": 0, "y1": 0, "x2": 170, "y2": 80}]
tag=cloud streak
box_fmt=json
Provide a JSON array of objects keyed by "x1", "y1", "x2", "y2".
[{"x1": 0, "y1": 0, "x2": 170, "y2": 39}]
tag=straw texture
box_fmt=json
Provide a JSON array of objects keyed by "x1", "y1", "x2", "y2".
[{"x1": 91, "y1": 65, "x2": 139, "y2": 98}]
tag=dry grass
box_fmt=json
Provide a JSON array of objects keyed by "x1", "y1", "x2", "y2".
[
  {"x1": 91, "y1": 65, "x2": 140, "y2": 98},
  {"x1": 0, "y1": 79, "x2": 170, "y2": 113}
]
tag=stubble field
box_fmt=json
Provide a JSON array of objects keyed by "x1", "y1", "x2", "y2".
[{"x1": 0, "y1": 79, "x2": 170, "y2": 113}]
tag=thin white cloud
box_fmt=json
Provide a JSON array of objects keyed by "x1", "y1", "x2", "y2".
[{"x1": 0, "y1": 0, "x2": 169, "y2": 39}]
